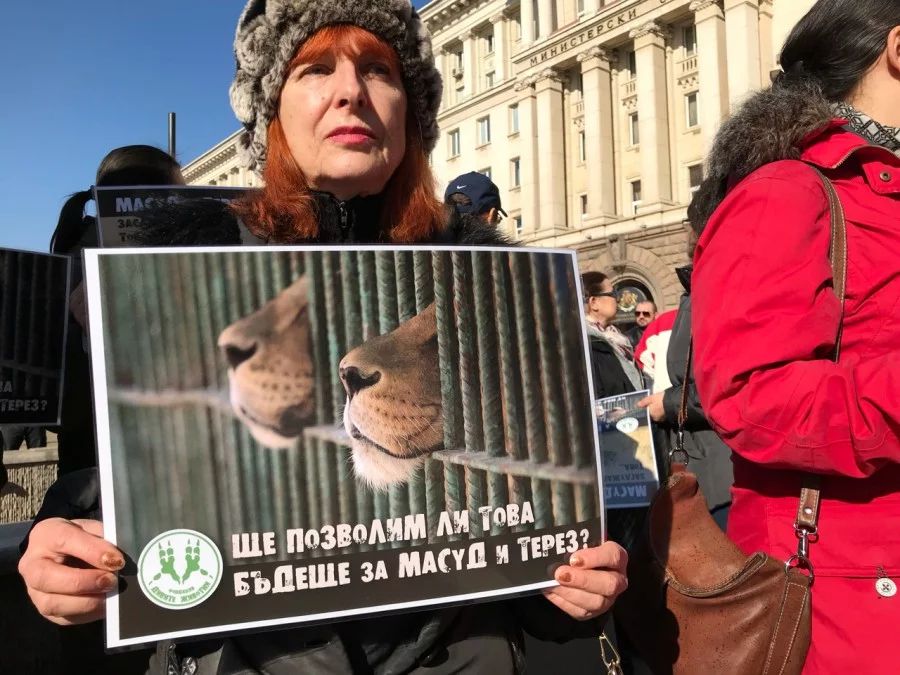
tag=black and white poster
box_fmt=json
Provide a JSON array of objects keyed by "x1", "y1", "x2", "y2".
[
  {"x1": 93, "y1": 186, "x2": 251, "y2": 247},
  {"x1": 84, "y1": 246, "x2": 605, "y2": 648},
  {"x1": 0, "y1": 248, "x2": 71, "y2": 426}
]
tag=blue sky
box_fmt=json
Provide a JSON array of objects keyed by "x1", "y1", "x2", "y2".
[{"x1": 0, "y1": 1, "x2": 428, "y2": 254}]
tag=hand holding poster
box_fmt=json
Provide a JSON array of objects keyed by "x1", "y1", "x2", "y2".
[
  {"x1": 596, "y1": 390, "x2": 660, "y2": 509},
  {"x1": 0, "y1": 248, "x2": 70, "y2": 426},
  {"x1": 84, "y1": 246, "x2": 605, "y2": 647}
]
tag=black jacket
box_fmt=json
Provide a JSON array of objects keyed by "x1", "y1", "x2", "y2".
[
  {"x1": 661, "y1": 266, "x2": 733, "y2": 510},
  {"x1": 28, "y1": 193, "x2": 604, "y2": 675},
  {"x1": 587, "y1": 332, "x2": 638, "y2": 400}
]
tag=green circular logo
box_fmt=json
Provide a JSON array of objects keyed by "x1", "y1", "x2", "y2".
[{"x1": 137, "y1": 529, "x2": 223, "y2": 610}]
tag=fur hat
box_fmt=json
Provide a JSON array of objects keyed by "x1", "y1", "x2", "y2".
[{"x1": 230, "y1": 0, "x2": 443, "y2": 173}]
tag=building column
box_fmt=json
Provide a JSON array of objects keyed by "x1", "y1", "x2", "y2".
[
  {"x1": 515, "y1": 77, "x2": 540, "y2": 234},
  {"x1": 724, "y1": 0, "x2": 761, "y2": 107},
  {"x1": 537, "y1": 0, "x2": 554, "y2": 40},
  {"x1": 690, "y1": 0, "x2": 728, "y2": 153},
  {"x1": 535, "y1": 69, "x2": 567, "y2": 231},
  {"x1": 629, "y1": 21, "x2": 674, "y2": 211},
  {"x1": 435, "y1": 49, "x2": 449, "y2": 110},
  {"x1": 463, "y1": 31, "x2": 476, "y2": 99},
  {"x1": 758, "y1": 0, "x2": 775, "y2": 84},
  {"x1": 490, "y1": 13, "x2": 507, "y2": 82},
  {"x1": 521, "y1": 0, "x2": 535, "y2": 46},
  {"x1": 578, "y1": 47, "x2": 617, "y2": 220}
]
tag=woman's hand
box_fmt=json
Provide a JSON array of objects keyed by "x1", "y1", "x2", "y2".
[
  {"x1": 18, "y1": 518, "x2": 123, "y2": 626},
  {"x1": 638, "y1": 392, "x2": 666, "y2": 423},
  {"x1": 543, "y1": 541, "x2": 628, "y2": 620}
]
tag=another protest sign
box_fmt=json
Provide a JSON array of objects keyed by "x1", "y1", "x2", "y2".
[
  {"x1": 93, "y1": 186, "x2": 253, "y2": 247},
  {"x1": 0, "y1": 248, "x2": 71, "y2": 426},
  {"x1": 84, "y1": 246, "x2": 605, "y2": 647},
  {"x1": 596, "y1": 390, "x2": 660, "y2": 509}
]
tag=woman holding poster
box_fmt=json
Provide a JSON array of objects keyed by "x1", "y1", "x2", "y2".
[{"x1": 19, "y1": 1, "x2": 627, "y2": 673}]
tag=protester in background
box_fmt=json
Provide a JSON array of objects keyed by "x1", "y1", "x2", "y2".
[
  {"x1": 28, "y1": 146, "x2": 184, "y2": 675},
  {"x1": 582, "y1": 271, "x2": 643, "y2": 399},
  {"x1": 49, "y1": 145, "x2": 184, "y2": 476},
  {"x1": 634, "y1": 308, "x2": 676, "y2": 394},
  {"x1": 691, "y1": 1, "x2": 900, "y2": 670},
  {"x1": 626, "y1": 300, "x2": 656, "y2": 350},
  {"x1": 444, "y1": 171, "x2": 507, "y2": 227},
  {"x1": 19, "y1": 3, "x2": 628, "y2": 673},
  {"x1": 637, "y1": 263, "x2": 732, "y2": 531}
]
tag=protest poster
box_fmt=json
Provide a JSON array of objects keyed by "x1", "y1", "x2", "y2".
[
  {"x1": 596, "y1": 390, "x2": 660, "y2": 509},
  {"x1": 84, "y1": 246, "x2": 605, "y2": 648},
  {"x1": 0, "y1": 248, "x2": 71, "y2": 426},
  {"x1": 93, "y1": 186, "x2": 253, "y2": 247}
]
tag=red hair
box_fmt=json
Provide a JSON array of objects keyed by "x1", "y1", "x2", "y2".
[{"x1": 234, "y1": 25, "x2": 445, "y2": 243}]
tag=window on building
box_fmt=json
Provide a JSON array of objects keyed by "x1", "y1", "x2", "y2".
[
  {"x1": 574, "y1": 71, "x2": 584, "y2": 100},
  {"x1": 455, "y1": 50, "x2": 464, "y2": 70},
  {"x1": 486, "y1": 71, "x2": 496, "y2": 89},
  {"x1": 577, "y1": 0, "x2": 585, "y2": 15},
  {"x1": 580, "y1": 194, "x2": 588, "y2": 217},
  {"x1": 511, "y1": 157, "x2": 521, "y2": 187},
  {"x1": 631, "y1": 180, "x2": 642, "y2": 215},
  {"x1": 689, "y1": 164, "x2": 704, "y2": 193},
  {"x1": 449, "y1": 129, "x2": 461, "y2": 157},
  {"x1": 454, "y1": 85, "x2": 464, "y2": 104},
  {"x1": 479, "y1": 167, "x2": 492, "y2": 180},
  {"x1": 684, "y1": 25, "x2": 697, "y2": 57},
  {"x1": 686, "y1": 92, "x2": 699, "y2": 128},
  {"x1": 486, "y1": 32, "x2": 495, "y2": 54},
  {"x1": 578, "y1": 130, "x2": 586, "y2": 163},
  {"x1": 509, "y1": 104, "x2": 520, "y2": 134},
  {"x1": 514, "y1": 13, "x2": 522, "y2": 41},
  {"x1": 478, "y1": 116, "x2": 492, "y2": 145},
  {"x1": 629, "y1": 113, "x2": 640, "y2": 146},
  {"x1": 514, "y1": 215, "x2": 524, "y2": 236},
  {"x1": 627, "y1": 50, "x2": 637, "y2": 79}
]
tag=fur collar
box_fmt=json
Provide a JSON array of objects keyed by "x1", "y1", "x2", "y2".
[{"x1": 688, "y1": 80, "x2": 835, "y2": 233}]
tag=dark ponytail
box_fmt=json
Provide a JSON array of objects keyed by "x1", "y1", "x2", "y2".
[
  {"x1": 49, "y1": 145, "x2": 183, "y2": 253},
  {"x1": 775, "y1": 0, "x2": 900, "y2": 101},
  {"x1": 49, "y1": 189, "x2": 94, "y2": 255}
]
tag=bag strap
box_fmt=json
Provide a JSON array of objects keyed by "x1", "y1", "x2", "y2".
[{"x1": 788, "y1": 168, "x2": 847, "y2": 577}]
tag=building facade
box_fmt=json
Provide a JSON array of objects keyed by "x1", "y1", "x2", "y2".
[{"x1": 183, "y1": 0, "x2": 815, "y2": 314}]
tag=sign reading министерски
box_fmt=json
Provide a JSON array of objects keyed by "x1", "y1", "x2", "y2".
[
  {"x1": 93, "y1": 186, "x2": 254, "y2": 247},
  {"x1": 84, "y1": 246, "x2": 606, "y2": 648},
  {"x1": 0, "y1": 248, "x2": 71, "y2": 426}
]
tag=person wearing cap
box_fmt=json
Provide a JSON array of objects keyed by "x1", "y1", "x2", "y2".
[
  {"x1": 445, "y1": 171, "x2": 508, "y2": 226},
  {"x1": 18, "y1": 1, "x2": 627, "y2": 673}
]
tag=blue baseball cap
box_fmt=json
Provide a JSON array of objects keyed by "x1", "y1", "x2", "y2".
[{"x1": 444, "y1": 172, "x2": 508, "y2": 217}]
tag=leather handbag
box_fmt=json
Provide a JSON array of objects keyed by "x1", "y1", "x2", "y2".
[{"x1": 613, "y1": 167, "x2": 846, "y2": 675}]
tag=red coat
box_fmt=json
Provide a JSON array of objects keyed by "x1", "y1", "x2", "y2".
[{"x1": 693, "y1": 121, "x2": 900, "y2": 673}]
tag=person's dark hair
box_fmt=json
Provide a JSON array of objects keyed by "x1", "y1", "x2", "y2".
[
  {"x1": 581, "y1": 271, "x2": 609, "y2": 301},
  {"x1": 775, "y1": 0, "x2": 900, "y2": 101},
  {"x1": 446, "y1": 192, "x2": 473, "y2": 207},
  {"x1": 638, "y1": 300, "x2": 658, "y2": 313},
  {"x1": 50, "y1": 145, "x2": 182, "y2": 254}
]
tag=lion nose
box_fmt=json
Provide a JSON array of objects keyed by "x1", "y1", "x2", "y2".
[
  {"x1": 340, "y1": 366, "x2": 381, "y2": 399},
  {"x1": 222, "y1": 343, "x2": 258, "y2": 370}
]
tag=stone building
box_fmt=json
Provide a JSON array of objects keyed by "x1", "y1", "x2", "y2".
[{"x1": 183, "y1": 0, "x2": 816, "y2": 318}]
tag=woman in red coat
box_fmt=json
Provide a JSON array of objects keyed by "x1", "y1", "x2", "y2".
[{"x1": 690, "y1": 1, "x2": 900, "y2": 672}]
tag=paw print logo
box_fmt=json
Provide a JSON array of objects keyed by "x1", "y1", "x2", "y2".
[{"x1": 138, "y1": 530, "x2": 223, "y2": 610}]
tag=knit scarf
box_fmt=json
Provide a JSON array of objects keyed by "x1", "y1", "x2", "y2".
[{"x1": 833, "y1": 101, "x2": 900, "y2": 155}]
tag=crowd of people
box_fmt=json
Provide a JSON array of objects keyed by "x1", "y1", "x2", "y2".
[{"x1": 4, "y1": 0, "x2": 899, "y2": 672}]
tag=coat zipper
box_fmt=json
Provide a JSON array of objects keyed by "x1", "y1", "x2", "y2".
[{"x1": 339, "y1": 201, "x2": 350, "y2": 241}]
